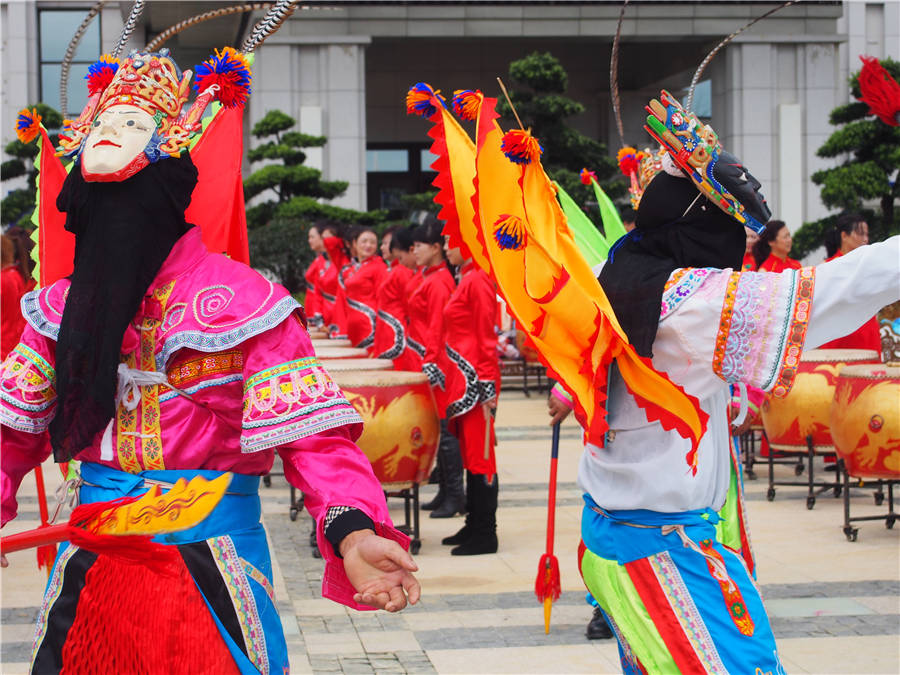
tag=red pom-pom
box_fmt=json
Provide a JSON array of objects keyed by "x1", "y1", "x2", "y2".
[
  {"x1": 617, "y1": 146, "x2": 641, "y2": 177},
  {"x1": 194, "y1": 47, "x2": 252, "y2": 108},
  {"x1": 452, "y1": 89, "x2": 482, "y2": 120},
  {"x1": 501, "y1": 129, "x2": 542, "y2": 165},
  {"x1": 86, "y1": 55, "x2": 120, "y2": 96},
  {"x1": 858, "y1": 55, "x2": 900, "y2": 126},
  {"x1": 579, "y1": 168, "x2": 596, "y2": 185},
  {"x1": 16, "y1": 108, "x2": 41, "y2": 144}
]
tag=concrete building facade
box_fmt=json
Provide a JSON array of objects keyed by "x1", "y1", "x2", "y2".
[{"x1": 2, "y1": 1, "x2": 898, "y2": 239}]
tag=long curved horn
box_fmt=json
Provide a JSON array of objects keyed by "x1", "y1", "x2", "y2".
[
  {"x1": 111, "y1": 0, "x2": 146, "y2": 59},
  {"x1": 59, "y1": 1, "x2": 106, "y2": 115},
  {"x1": 609, "y1": 0, "x2": 630, "y2": 148},
  {"x1": 145, "y1": 3, "x2": 273, "y2": 53},
  {"x1": 241, "y1": 0, "x2": 299, "y2": 54}
]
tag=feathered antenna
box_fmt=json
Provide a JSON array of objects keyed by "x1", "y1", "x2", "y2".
[
  {"x1": 146, "y1": 4, "x2": 272, "y2": 52},
  {"x1": 685, "y1": 0, "x2": 797, "y2": 111},
  {"x1": 241, "y1": 0, "x2": 299, "y2": 53},
  {"x1": 59, "y1": 1, "x2": 106, "y2": 115},
  {"x1": 111, "y1": 0, "x2": 145, "y2": 59},
  {"x1": 610, "y1": 0, "x2": 629, "y2": 148}
]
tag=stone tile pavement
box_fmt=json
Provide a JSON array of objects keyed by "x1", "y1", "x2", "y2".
[{"x1": 2, "y1": 391, "x2": 898, "y2": 673}]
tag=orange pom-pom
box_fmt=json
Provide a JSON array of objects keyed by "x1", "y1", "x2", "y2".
[
  {"x1": 501, "y1": 129, "x2": 542, "y2": 165},
  {"x1": 15, "y1": 108, "x2": 41, "y2": 144},
  {"x1": 406, "y1": 82, "x2": 441, "y2": 117},
  {"x1": 452, "y1": 89, "x2": 482, "y2": 120},
  {"x1": 493, "y1": 214, "x2": 527, "y2": 250}
]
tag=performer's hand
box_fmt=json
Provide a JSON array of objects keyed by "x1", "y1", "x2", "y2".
[
  {"x1": 547, "y1": 395, "x2": 572, "y2": 425},
  {"x1": 731, "y1": 416, "x2": 753, "y2": 438},
  {"x1": 483, "y1": 397, "x2": 497, "y2": 413},
  {"x1": 340, "y1": 530, "x2": 420, "y2": 612},
  {"x1": 1, "y1": 554, "x2": 8, "y2": 568}
]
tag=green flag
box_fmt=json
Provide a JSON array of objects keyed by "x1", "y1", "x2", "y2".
[
  {"x1": 590, "y1": 178, "x2": 627, "y2": 247},
  {"x1": 553, "y1": 181, "x2": 608, "y2": 266}
]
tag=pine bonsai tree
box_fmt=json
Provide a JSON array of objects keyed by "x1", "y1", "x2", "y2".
[
  {"x1": 792, "y1": 57, "x2": 900, "y2": 258},
  {"x1": 1, "y1": 103, "x2": 64, "y2": 228},
  {"x1": 497, "y1": 51, "x2": 624, "y2": 214}
]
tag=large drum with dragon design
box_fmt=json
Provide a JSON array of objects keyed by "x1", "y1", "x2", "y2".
[
  {"x1": 320, "y1": 358, "x2": 392, "y2": 372},
  {"x1": 314, "y1": 347, "x2": 369, "y2": 360},
  {"x1": 312, "y1": 338, "x2": 352, "y2": 349},
  {"x1": 761, "y1": 349, "x2": 880, "y2": 452},
  {"x1": 830, "y1": 363, "x2": 900, "y2": 479},
  {"x1": 308, "y1": 328, "x2": 329, "y2": 339},
  {"x1": 331, "y1": 370, "x2": 439, "y2": 488}
]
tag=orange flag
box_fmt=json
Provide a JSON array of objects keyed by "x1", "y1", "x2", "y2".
[
  {"x1": 471, "y1": 95, "x2": 707, "y2": 462},
  {"x1": 405, "y1": 84, "x2": 490, "y2": 272}
]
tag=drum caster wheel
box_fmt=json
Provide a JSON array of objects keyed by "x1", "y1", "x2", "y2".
[
  {"x1": 874, "y1": 491, "x2": 885, "y2": 506},
  {"x1": 833, "y1": 485, "x2": 842, "y2": 498},
  {"x1": 410, "y1": 540, "x2": 421, "y2": 555},
  {"x1": 767, "y1": 487, "x2": 776, "y2": 501},
  {"x1": 806, "y1": 496, "x2": 816, "y2": 510},
  {"x1": 746, "y1": 470, "x2": 758, "y2": 481},
  {"x1": 289, "y1": 507, "x2": 298, "y2": 522},
  {"x1": 263, "y1": 474, "x2": 271, "y2": 488},
  {"x1": 886, "y1": 516, "x2": 896, "y2": 530},
  {"x1": 843, "y1": 526, "x2": 858, "y2": 542},
  {"x1": 794, "y1": 463, "x2": 804, "y2": 476}
]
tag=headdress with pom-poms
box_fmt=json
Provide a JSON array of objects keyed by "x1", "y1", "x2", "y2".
[
  {"x1": 501, "y1": 129, "x2": 542, "y2": 165},
  {"x1": 452, "y1": 90, "x2": 482, "y2": 121},
  {"x1": 57, "y1": 46, "x2": 253, "y2": 163},
  {"x1": 406, "y1": 83, "x2": 444, "y2": 118}
]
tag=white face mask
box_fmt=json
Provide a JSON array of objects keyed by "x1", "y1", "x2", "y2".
[{"x1": 82, "y1": 105, "x2": 156, "y2": 175}]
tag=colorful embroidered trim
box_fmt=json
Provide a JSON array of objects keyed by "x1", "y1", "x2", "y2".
[
  {"x1": 0, "y1": 343, "x2": 57, "y2": 432},
  {"x1": 712, "y1": 272, "x2": 741, "y2": 380},
  {"x1": 646, "y1": 552, "x2": 729, "y2": 674},
  {"x1": 159, "y1": 373, "x2": 243, "y2": 404},
  {"x1": 115, "y1": 352, "x2": 143, "y2": 473},
  {"x1": 241, "y1": 406, "x2": 362, "y2": 453},
  {"x1": 167, "y1": 350, "x2": 243, "y2": 389},
  {"x1": 660, "y1": 268, "x2": 713, "y2": 319},
  {"x1": 31, "y1": 544, "x2": 80, "y2": 663},
  {"x1": 241, "y1": 557, "x2": 276, "y2": 604},
  {"x1": 208, "y1": 536, "x2": 269, "y2": 675},
  {"x1": 698, "y1": 539, "x2": 755, "y2": 636},
  {"x1": 770, "y1": 267, "x2": 815, "y2": 398}
]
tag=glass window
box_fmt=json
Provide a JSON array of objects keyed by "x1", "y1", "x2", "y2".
[
  {"x1": 366, "y1": 149, "x2": 409, "y2": 172},
  {"x1": 420, "y1": 148, "x2": 438, "y2": 172},
  {"x1": 39, "y1": 9, "x2": 101, "y2": 118}
]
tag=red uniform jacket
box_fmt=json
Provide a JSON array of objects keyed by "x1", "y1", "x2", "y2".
[
  {"x1": 436, "y1": 263, "x2": 500, "y2": 476},
  {"x1": 819, "y1": 251, "x2": 882, "y2": 354},
  {"x1": 304, "y1": 254, "x2": 327, "y2": 326},
  {"x1": 322, "y1": 236, "x2": 351, "y2": 339},
  {"x1": 372, "y1": 263, "x2": 414, "y2": 364},
  {"x1": 406, "y1": 263, "x2": 455, "y2": 381},
  {"x1": 343, "y1": 256, "x2": 388, "y2": 349},
  {"x1": 758, "y1": 255, "x2": 801, "y2": 273}
]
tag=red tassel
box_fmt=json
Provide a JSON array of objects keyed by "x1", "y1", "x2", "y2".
[
  {"x1": 67, "y1": 497, "x2": 178, "y2": 574},
  {"x1": 579, "y1": 168, "x2": 596, "y2": 185},
  {"x1": 534, "y1": 553, "x2": 561, "y2": 602},
  {"x1": 501, "y1": 129, "x2": 542, "y2": 165},
  {"x1": 858, "y1": 56, "x2": 900, "y2": 126}
]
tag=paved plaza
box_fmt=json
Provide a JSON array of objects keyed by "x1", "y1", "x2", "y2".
[{"x1": 2, "y1": 390, "x2": 898, "y2": 674}]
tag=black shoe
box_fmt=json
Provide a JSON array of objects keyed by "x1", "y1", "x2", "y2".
[
  {"x1": 450, "y1": 532, "x2": 497, "y2": 555},
  {"x1": 422, "y1": 491, "x2": 444, "y2": 511},
  {"x1": 586, "y1": 607, "x2": 614, "y2": 640},
  {"x1": 429, "y1": 496, "x2": 465, "y2": 518},
  {"x1": 442, "y1": 523, "x2": 471, "y2": 546}
]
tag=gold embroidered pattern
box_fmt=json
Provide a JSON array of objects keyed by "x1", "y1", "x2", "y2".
[
  {"x1": 167, "y1": 350, "x2": 244, "y2": 389},
  {"x1": 116, "y1": 352, "x2": 142, "y2": 473},
  {"x1": 139, "y1": 281, "x2": 176, "y2": 471}
]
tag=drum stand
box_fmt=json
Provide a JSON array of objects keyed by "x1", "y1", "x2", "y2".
[
  {"x1": 384, "y1": 484, "x2": 422, "y2": 555},
  {"x1": 840, "y1": 465, "x2": 898, "y2": 542},
  {"x1": 740, "y1": 428, "x2": 760, "y2": 480},
  {"x1": 765, "y1": 433, "x2": 843, "y2": 509}
]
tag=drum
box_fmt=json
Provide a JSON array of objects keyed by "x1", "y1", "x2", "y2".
[
  {"x1": 312, "y1": 338, "x2": 351, "y2": 349},
  {"x1": 761, "y1": 349, "x2": 880, "y2": 452},
  {"x1": 830, "y1": 363, "x2": 900, "y2": 479},
  {"x1": 320, "y1": 358, "x2": 392, "y2": 372},
  {"x1": 314, "y1": 347, "x2": 369, "y2": 360},
  {"x1": 308, "y1": 328, "x2": 329, "y2": 340},
  {"x1": 331, "y1": 370, "x2": 439, "y2": 488}
]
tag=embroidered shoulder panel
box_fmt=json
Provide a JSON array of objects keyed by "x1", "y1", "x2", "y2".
[
  {"x1": 20, "y1": 280, "x2": 70, "y2": 340},
  {"x1": 0, "y1": 343, "x2": 57, "y2": 433},
  {"x1": 241, "y1": 356, "x2": 362, "y2": 453},
  {"x1": 660, "y1": 268, "x2": 714, "y2": 320}
]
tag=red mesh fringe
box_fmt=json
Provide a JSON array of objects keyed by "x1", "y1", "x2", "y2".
[
  {"x1": 534, "y1": 553, "x2": 561, "y2": 602},
  {"x1": 60, "y1": 553, "x2": 240, "y2": 675},
  {"x1": 858, "y1": 56, "x2": 900, "y2": 126}
]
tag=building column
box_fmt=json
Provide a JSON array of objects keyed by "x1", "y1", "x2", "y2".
[{"x1": 251, "y1": 35, "x2": 371, "y2": 211}]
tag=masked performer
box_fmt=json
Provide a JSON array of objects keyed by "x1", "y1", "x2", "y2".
[
  {"x1": 576, "y1": 93, "x2": 900, "y2": 674},
  {"x1": 437, "y1": 243, "x2": 500, "y2": 554},
  {"x1": 372, "y1": 226, "x2": 418, "y2": 369},
  {"x1": 0, "y1": 49, "x2": 418, "y2": 675}
]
